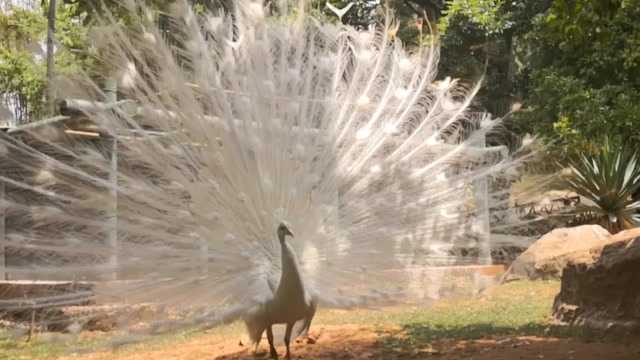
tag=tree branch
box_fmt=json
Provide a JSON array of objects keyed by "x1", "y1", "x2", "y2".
[{"x1": 402, "y1": 0, "x2": 423, "y2": 17}]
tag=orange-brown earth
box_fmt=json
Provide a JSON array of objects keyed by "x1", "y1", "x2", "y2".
[{"x1": 54, "y1": 324, "x2": 640, "y2": 360}]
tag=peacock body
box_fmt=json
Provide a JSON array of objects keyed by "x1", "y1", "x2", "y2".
[
  {"x1": 0, "y1": 0, "x2": 535, "y2": 353},
  {"x1": 243, "y1": 223, "x2": 317, "y2": 358}
]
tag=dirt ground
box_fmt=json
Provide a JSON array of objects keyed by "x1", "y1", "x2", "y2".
[
  {"x1": 4, "y1": 281, "x2": 634, "y2": 360},
  {"x1": 59, "y1": 324, "x2": 640, "y2": 360}
]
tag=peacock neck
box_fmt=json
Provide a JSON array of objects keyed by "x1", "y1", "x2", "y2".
[{"x1": 276, "y1": 238, "x2": 305, "y2": 297}]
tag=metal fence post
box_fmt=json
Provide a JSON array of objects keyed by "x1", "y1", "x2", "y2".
[{"x1": 105, "y1": 78, "x2": 118, "y2": 281}]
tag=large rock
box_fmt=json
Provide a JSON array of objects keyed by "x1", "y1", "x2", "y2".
[
  {"x1": 502, "y1": 225, "x2": 611, "y2": 281},
  {"x1": 553, "y1": 228, "x2": 640, "y2": 333}
]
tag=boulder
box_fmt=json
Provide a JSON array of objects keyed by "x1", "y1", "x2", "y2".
[
  {"x1": 553, "y1": 228, "x2": 640, "y2": 333},
  {"x1": 502, "y1": 225, "x2": 611, "y2": 281}
]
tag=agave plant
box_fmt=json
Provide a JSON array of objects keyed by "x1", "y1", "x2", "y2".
[{"x1": 565, "y1": 141, "x2": 640, "y2": 233}]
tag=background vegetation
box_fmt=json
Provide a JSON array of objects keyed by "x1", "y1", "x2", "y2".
[{"x1": 2, "y1": 0, "x2": 639, "y2": 158}]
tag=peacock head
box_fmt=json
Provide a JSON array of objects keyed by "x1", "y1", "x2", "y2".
[{"x1": 277, "y1": 222, "x2": 294, "y2": 242}]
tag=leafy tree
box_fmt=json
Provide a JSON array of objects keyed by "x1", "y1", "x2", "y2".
[
  {"x1": 0, "y1": 1, "x2": 89, "y2": 123},
  {"x1": 516, "y1": 0, "x2": 640, "y2": 157},
  {"x1": 434, "y1": 1, "x2": 552, "y2": 119}
]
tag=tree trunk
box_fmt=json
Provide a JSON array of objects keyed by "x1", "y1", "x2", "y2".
[{"x1": 46, "y1": 0, "x2": 57, "y2": 116}]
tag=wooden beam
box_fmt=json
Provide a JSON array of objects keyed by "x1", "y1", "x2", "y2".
[
  {"x1": 63, "y1": 129, "x2": 101, "y2": 138},
  {"x1": 59, "y1": 98, "x2": 134, "y2": 115}
]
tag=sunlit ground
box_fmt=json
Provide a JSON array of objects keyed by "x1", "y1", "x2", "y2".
[{"x1": 2, "y1": 281, "x2": 639, "y2": 360}]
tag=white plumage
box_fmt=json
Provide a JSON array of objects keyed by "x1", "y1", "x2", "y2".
[
  {"x1": 244, "y1": 223, "x2": 317, "y2": 359},
  {"x1": 325, "y1": 1, "x2": 355, "y2": 21},
  {"x1": 0, "y1": 0, "x2": 533, "y2": 350}
]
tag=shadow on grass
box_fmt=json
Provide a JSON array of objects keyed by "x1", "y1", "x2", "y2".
[{"x1": 380, "y1": 321, "x2": 595, "y2": 356}]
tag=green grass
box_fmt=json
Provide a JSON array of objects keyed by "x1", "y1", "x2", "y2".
[
  {"x1": 374, "y1": 280, "x2": 591, "y2": 355},
  {"x1": 314, "y1": 280, "x2": 561, "y2": 332},
  {"x1": 1, "y1": 328, "x2": 199, "y2": 360},
  {"x1": 0, "y1": 280, "x2": 569, "y2": 360},
  {"x1": 0, "y1": 321, "x2": 247, "y2": 360},
  {"x1": 397, "y1": 280, "x2": 562, "y2": 339},
  {"x1": 0, "y1": 334, "x2": 89, "y2": 360}
]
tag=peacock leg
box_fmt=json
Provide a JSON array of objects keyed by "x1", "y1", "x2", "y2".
[
  {"x1": 253, "y1": 331, "x2": 262, "y2": 355},
  {"x1": 284, "y1": 322, "x2": 293, "y2": 360},
  {"x1": 267, "y1": 326, "x2": 278, "y2": 359}
]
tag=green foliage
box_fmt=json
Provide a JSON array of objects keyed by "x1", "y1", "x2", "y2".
[
  {"x1": 333, "y1": 0, "x2": 379, "y2": 27},
  {"x1": 2, "y1": 0, "x2": 639, "y2": 162},
  {"x1": 0, "y1": 1, "x2": 90, "y2": 123},
  {"x1": 519, "y1": 71, "x2": 640, "y2": 155},
  {"x1": 0, "y1": 47, "x2": 46, "y2": 120},
  {"x1": 0, "y1": 6, "x2": 47, "y2": 121},
  {"x1": 385, "y1": 0, "x2": 640, "y2": 161},
  {"x1": 518, "y1": 0, "x2": 640, "y2": 157},
  {"x1": 565, "y1": 139, "x2": 640, "y2": 233},
  {"x1": 53, "y1": 2, "x2": 93, "y2": 74},
  {"x1": 439, "y1": 0, "x2": 506, "y2": 35},
  {"x1": 530, "y1": 0, "x2": 640, "y2": 86},
  {"x1": 0, "y1": 6, "x2": 47, "y2": 44},
  {"x1": 307, "y1": 0, "x2": 381, "y2": 28},
  {"x1": 436, "y1": 4, "x2": 514, "y2": 118},
  {"x1": 64, "y1": 0, "x2": 175, "y2": 23}
]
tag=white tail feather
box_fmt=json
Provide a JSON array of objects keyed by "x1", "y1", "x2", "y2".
[{"x1": 0, "y1": 0, "x2": 543, "y2": 348}]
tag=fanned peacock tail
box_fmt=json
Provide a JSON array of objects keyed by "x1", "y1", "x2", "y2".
[{"x1": 0, "y1": 0, "x2": 542, "y2": 345}]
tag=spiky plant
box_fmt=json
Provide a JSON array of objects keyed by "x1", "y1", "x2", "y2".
[{"x1": 565, "y1": 140, "x2": 640, "y2": 233}]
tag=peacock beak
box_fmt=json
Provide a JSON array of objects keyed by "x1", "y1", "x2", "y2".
[{"x1": 284, "y1": 227, "x2": 293, "y2": 237}]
